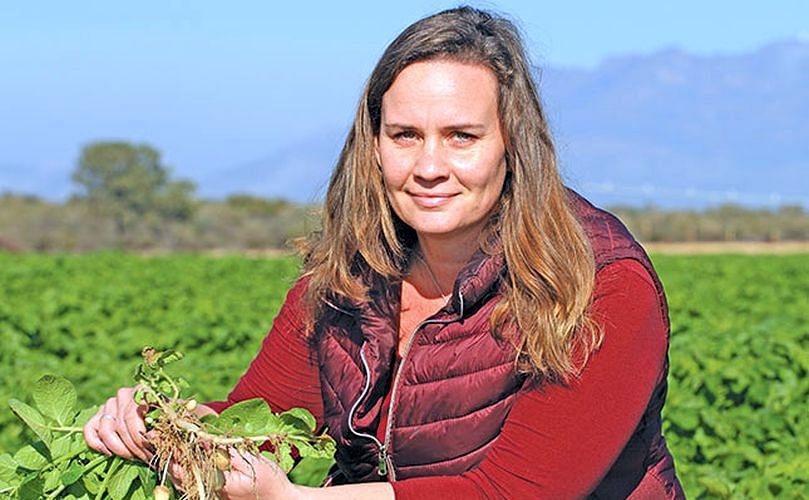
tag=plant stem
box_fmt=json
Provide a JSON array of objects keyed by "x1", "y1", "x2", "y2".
[
  {"x1": 94, "y1": 456, "x2": 122, "y2": 500},
  {"x1": 193, "y1": 466, "x2": 206, "y2": 500},
  {"x1": 49, "y1": 425, "x2": 84, "y2": 433},
  {"x1": 160, "y1": 458, "x2": 171, "y2": 487},
  {"x1": 52, "y1": 447, "x2": 91, "y2": 466},
  {"x1": 46, "y1": 454, "x2": 107, "y2": 500},
  {"x1": 157, "y1": 367, "x2": 181, "y2": 400},
  {"x1": 172, "y1": 418, "x2": 278, "y2": 445}
]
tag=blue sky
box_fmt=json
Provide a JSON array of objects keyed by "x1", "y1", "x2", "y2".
[{"x1": 1, "y1": 0, "x2": 807, "y2": 200}]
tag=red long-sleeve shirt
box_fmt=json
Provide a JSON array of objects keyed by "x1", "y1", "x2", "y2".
[{"x1": 208, "y1": 258, "x2": 667, "y2": 498}]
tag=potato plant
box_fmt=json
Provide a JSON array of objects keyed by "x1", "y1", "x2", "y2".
[
  {"x1": 0, "y1": 347, "x2": 335, "y2": 499},
  {"x1": 1, "y1": 253, "x2": 807, "y2": 498}
]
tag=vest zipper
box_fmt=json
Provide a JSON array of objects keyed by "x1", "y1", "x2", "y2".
[
  {"x1": 382, "y1": 291, "x2": 465, "y2": 481},
  {"x1": 346, "y1": 343, "x2": 390, "y2": 476}
]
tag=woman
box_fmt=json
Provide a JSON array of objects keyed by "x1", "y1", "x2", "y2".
[{"x1": 85, "y1": 7, "x2": 684, "y2": 499}]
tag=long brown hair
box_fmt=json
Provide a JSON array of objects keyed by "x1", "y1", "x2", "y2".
[{"x1": 300, "y1": 7, "x2": 601, "y2": 380}]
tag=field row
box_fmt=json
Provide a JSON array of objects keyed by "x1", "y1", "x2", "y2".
[{"x1": 1, "y1": 253, "x2": 807, "y2": 498}]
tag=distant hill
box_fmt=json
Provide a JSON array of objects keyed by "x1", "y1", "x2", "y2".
[
  {"x1": 201, "y1": 127, "x2": 347, "y2": 204},
  {"x1": 201, "y1": 39, "x2": 807, "y2": 207},
  {"x1": 542, "y1": 39, "x2": 809, "y2": 207}
]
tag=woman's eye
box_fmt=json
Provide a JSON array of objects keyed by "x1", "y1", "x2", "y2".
[
  {"x1": 451, "y1": 131, "x2": 475, "y2": 143},
  {"x1": 393, "y1": 131, "x2": 418, "y2": 142}
]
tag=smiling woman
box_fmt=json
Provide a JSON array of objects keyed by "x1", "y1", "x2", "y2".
[
  {"x1": 85, "y1": 6, "x2": 684, "y2": 499},
  {"x1": 375, "y1": 61, "x2": 507, "y2": 249}
]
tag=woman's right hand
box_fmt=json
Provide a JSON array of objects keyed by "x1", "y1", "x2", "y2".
[{"x1": 83, "y1": 386, "x2": 153, "y2": 463}]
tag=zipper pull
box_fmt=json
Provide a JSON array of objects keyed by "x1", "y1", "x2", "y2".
[{"x1": 377, "y1": 446, "x2": 388, "y2": 476}]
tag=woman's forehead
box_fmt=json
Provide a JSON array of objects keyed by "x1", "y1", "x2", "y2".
[{"x1": 381, "y1": 60, "x2": 499, "y2": 125}]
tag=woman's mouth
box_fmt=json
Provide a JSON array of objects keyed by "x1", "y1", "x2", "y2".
[{"x1": 409, "y1": 192, "x2": 457, "y2": 208}]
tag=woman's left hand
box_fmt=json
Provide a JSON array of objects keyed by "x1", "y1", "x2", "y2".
[{"x1": 219, "y1": 450, "x2": 301, "y2": 500}]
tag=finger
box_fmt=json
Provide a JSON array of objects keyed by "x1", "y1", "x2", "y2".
[
  {"x1": 221, "y1": 453, "x2": 284, "y2": 499},
  {"x1": 168, "y1": 461, "x2": 187, "y2": 493},
  {"x1": 144, "y1": 430, "x2": 161, "y2": 467},
  {"x1": 221, "y1": 467, "x2": 255, "y2": 498},
  {"x1": 220, "y1": 451, "x2": 256, "y2": 496},
  {"x1": 115, "y1": 388, "x2": 150, "y2": 462},
  {"x1": 129, "y1": 386, "x2": 158, "y2": 460},
  {"x1": 96, "y1": 400, "x2": 135, "y2": 460},
  {"x1": 116, "y1": 414, "x2": 149, "y2": 462},
  {"x1": 227, "y1": 449, "x2": 254, "y2": 475},
  {"x1": 228, "y1": 451, "x2": 281, "y2": 481},
  {"x1": 83, "y1": 409, "x2": 113, "y2": 456},
  {"x1": 144, "y1": 429, "x2": 159, "y2": 444},
  {"x1": 242, "y1": 452, "x2": 280, "y2": 474},
  {"x1": 120, "y1": 387, "x2": 149, "y2": 437},
  {"x1": 131, "y1": 403, "x2": 151, "y2": 449}
]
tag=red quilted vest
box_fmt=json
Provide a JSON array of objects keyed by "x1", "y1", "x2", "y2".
[{"x1": 316, "y1": 190, "x2": 679, "y2": 496}]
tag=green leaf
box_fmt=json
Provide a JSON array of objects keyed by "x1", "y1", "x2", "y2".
[
  {"x1": 698, "y1": 474, "x2": 733, "y2": 498},
  {"x1": 107, "y1": 462, "x2": 140, "y2": 500},
  {"x1": 43, "y1": 467, "x2": 62, "y2": 491},
  {"x1": 33, "y1": 374, "x2": 78, "y2": 426},
  {"x1": 96, "y1": 457, "x2": 123, "y2": 498},
  {"x1": 129, "y1": 486, "x2": 148, "y2": 500},
  {"x1": 672, "y1": 410, "x2": 699, "y2": 431},
  {"x1": 288, "y1": 457, "x2": 334, "y2": 488},
  {"x1": 157, "y1": 380, "x2": 175, "y2": 396},
  {"x1": 280, "y1": 408, "x2": 317, "y2": 433},
  {"x1": 216, "y1": 398, "x2": 277, "y2": 436},
  {"x1": 50, "y1": 434, "x2": 88, "y2": 461},
  {"x1": 73, "y1": 406, "x2": 100, "y2": 428},
  {"x1": 17, "y1": 474, "x2": 45, "y2": 500},
  {"x1": 13, "y1": 443, "x2": 50, "y2": 471},
  {"x1": 61, "y1": 461, "x2": 85, "y2": 486},
  {"x1": 176, "y1": 377, "x2": 190, "y2": 392},
  {"x1": 133, "y1": 387, "x2": 146, "y2": 405},
  {"x1": 133, "y1": 364, "x2": 151, "y2": 386},
  {"x1": 0, "y1": 453, "x2": 21, "y2": 488},
  {"x1": 63, "y1": 480, "x2": 92, "y2": 498},
  {"x1": 81, "y1": 470, "x2": 102, "y2": 495},
  {"x1": 8, "y1": 399, "x2": 52, "y2": 445},
  {"x1": 263, "y1": 443, "x2": 295, "y2": 474},
  {"x1": 137, "y1": 465, "x2": 155, "y2": 494},
  {"x1": 295, "y1": 435, "x2": 337, "y2": 459},
  {"x1": 156, "y1": 349, "x2": 184, "y2": 367},
  {"x1": 199, "y1": 413, "x2": 219, "y2": 425}
]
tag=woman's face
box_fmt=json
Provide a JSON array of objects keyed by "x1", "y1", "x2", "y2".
[{"x1": 375, "y1": 60, "x2": 507, "y2": 244}]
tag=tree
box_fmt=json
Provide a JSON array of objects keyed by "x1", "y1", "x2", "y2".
[
  {"x1": 72, "y1": 142, "x2": 197, "y2": 238},
  {"x1": 225, "y1": 194, "x2": 291, "y2": 216}
]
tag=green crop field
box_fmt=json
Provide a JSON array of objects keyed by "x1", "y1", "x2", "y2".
[{"x1": 1, "y1": 252, "x2": 807, "y2": 498}]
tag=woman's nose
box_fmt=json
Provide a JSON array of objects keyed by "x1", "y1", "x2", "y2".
[{"x1": 413, "y1": 138, "x2": 449, "y2": 181}]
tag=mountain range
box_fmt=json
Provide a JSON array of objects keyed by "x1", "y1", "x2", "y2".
[
  {"x1": 542, "y1": 39, "x2": 808, "y2": 207},
  {"x1": 204, "y1": 39, "x2": 808, "y2": 208}
]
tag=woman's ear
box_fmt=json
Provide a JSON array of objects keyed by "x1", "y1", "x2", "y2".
[{"x1": 374, "y1": 136, "x2": 382, "y2": 168}]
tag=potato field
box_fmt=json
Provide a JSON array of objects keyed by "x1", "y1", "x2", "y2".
[{"x1": 1, "y1": 252, "x2": 807, "y2": 498}]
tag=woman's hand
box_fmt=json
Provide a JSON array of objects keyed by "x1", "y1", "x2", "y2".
[
  {"x1": 83, "y1": 391, "x2": 303, "y2": 498},
  {"x1": 83, "y1": 386, "x2": 153, "y2": 462},
  {"x1": 219, "y1": 450, "x2": 301, "y2": 500}
]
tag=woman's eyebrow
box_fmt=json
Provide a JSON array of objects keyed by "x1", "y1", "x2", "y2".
[
  {"x1": 440, "y1": 123, "x2": 487, "y2": 132},
  {"x1": 382, "y1": 122, "x2": 488, "y2": 131},
  {"x1": 382, "y1": 123, "x2": 416, "y2": 130}
]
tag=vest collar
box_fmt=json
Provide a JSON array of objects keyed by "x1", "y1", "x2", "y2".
[{"x1": 355, "y1": 243, "x2": 506, "y2": 320}]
